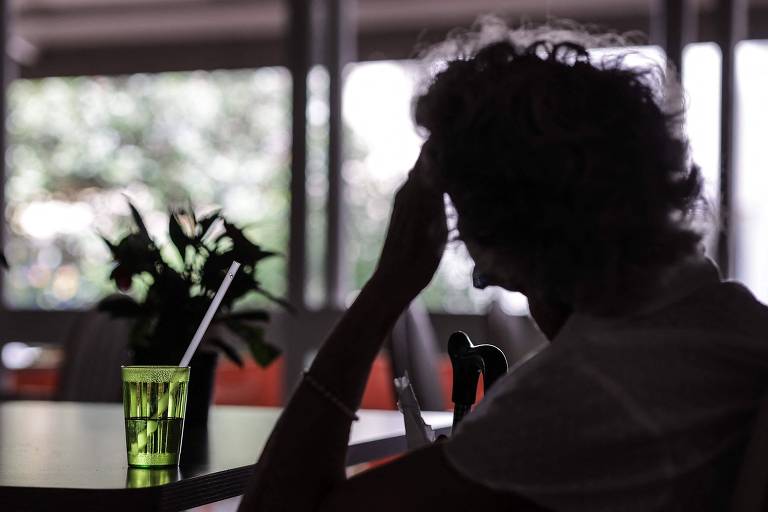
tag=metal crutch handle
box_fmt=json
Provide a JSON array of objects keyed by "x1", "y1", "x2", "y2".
[{"x1": 448, "y1": 331, "x2": 508, "y2": 433}]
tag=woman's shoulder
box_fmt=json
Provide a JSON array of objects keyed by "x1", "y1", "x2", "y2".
[
  {"x1": 628, "y1": 277, "x2": 768, "y2": 338},
  {"x1": 574, "y1": 256, "x2": 768, "y2": 340}
]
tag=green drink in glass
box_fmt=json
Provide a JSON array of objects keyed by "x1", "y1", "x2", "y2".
[{"x1": 122, "y1": 366, "x2": 190, "y2": 467}]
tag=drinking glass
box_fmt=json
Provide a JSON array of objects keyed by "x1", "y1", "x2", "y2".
[{"x1": 121, "y1": 366, "x2": 190, "y2": 467}]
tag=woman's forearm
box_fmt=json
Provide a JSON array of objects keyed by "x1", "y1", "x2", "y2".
[
  {"x1": 238, "y1": 276, "x2": 412, "y2": 511},
  {"x1": 307, "y1": 274, "x2": 413, "y2": 404},
  {"x1": 239, "y1": 155, "x2": 446, "y2": 511}
]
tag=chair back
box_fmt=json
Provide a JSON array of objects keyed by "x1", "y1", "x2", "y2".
[
  {"x1": 57, "y1": 311, "x2": 132, "y2": 402},
  {"x1": 730, "y1": 393, "x2": 768, "y2": 512},
  {"x1": 486, "y1": 298, "x2": 547, "y2": 365},
  {"x1": 386, "y1": 300, "x2": 445, "y2": 411}
]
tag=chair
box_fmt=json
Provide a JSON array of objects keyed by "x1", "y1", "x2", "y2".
[
  {"x1": 56, "y1": 310, "x2": 132, "y2": 402},
  {"x1": 729, "y1": 393, "x2": 768, "y2": 512},
  {"x1": 486, "y1": 297, "x2": 547, "y2": 366},
  {"x1": 386, "y1": 300, "x2": 445, "y2": 411}
]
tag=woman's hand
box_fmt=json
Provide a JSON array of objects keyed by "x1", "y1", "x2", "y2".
[{"x1": 369, "y1": 142, "x2": 448, "y2": 304}]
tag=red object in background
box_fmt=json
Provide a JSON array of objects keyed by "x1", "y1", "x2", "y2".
[
  {"x1": 9, "y1": 368, "x2": 59, "y2": 399},
  {"x1": 213, "y1": 353, "x2": 399, "y2": 409},
  {"x1": 359, "y1": 355, "x2": 397, "y2": 410},
  {"x1": 213, "y1": 357, "x2": 284, "y2": 407},
  {"x1": 438, "y1": 353, "x2": 453, "y2": 409},
  {"x1": 359, "y1": 353, "x2": 473, "y2": 412}
]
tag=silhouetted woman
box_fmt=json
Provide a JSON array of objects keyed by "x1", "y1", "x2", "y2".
[{"x1": 239, "y1": 25, "x2": 768, "y2": 512}]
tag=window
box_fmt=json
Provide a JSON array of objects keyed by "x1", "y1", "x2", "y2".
[
  {"x1": 683, "y1": 42, "x2": 722, "y2": 256},
  {"x1": 5, "y1": 68, "x2": 291, "y2": 309},
  {"x1": 735, "y1": 41, "x2": 768, "y2": 303}
]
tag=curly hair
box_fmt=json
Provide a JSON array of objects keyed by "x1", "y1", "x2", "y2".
[{"x1": 414, "y1": 25, "x2": 703, "y2": 314}]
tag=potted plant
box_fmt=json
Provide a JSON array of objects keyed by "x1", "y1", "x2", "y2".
[{"x1": 98, "y1": 202, "x2": 290, "y2": 426}]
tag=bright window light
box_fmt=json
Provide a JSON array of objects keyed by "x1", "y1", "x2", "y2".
[{"x1": 735, "y1": 41, "x2": 768, "y2": 304}]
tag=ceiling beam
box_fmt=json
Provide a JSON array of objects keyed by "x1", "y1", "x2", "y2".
[{"x1": 13, "y1": 3, "x2": 768, "y2": 78}]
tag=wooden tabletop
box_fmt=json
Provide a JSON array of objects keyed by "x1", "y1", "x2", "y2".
[{"x1": 0, "y1": 401, "x2": 452, "y2": 511}]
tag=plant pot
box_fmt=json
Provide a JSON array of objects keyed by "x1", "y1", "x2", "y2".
[
  {"x1": 185, "y1": 350, "x2": 219, "y2": 428},
  {"x1": 131, "y1": 347, "x2": 218, "y2": 428}
]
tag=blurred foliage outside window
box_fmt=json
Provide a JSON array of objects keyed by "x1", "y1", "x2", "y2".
[
  {"x1": 5, "y1": 68, "x2": 291, "y2": 309},
  {"x1": 735, "y1": 41, "x2": 768, "y2": 304}
]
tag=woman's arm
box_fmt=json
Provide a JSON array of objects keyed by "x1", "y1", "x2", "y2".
[
  {"x1": 316, "y1": 442, "x2": 548, "y2": 512},
  {"x1": 238, "y1": 148, "x2": 449, "y2": 511},
  {"x1": 237, "y1": 276, "x2": 412, "y2": 511}
]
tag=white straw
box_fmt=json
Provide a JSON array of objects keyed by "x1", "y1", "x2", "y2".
[{"x1": 179, "y1": 261, "x2": 241, "y2": 367}]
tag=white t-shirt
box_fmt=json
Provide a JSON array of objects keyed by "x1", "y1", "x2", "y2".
[{"x1": 444, "y1": 259, "x2": 768, "y2": 511}]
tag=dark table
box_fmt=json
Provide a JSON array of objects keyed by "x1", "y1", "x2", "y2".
[{"x1": 0, "y1": 401, "x2": 452, "y2": 511}]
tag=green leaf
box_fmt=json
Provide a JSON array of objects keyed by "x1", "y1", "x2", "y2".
[
  {"x1": 109, "y1": 265, "x2": 125, "y2": 281},
  {"x1": 99, "y1": 234, "x2": 119, "y2": 259},
  {"x1": 198, "y1": 210, "x2": 222, "y2": 238},
  {"x1": 127, "y1": 200, "x2": 150, "y2": 240},
  {"x1": 187, "y1": 199, "x2": 197, "y2": 225},
  {"x1": 225, "y1": 320, "x2": 280, "y2": 367},
  {"x1": 168, "y1": 211, "x2": 192, "y2": 260},
  {"x1": 217, "y1": 310, "x2": 270, "y2": 322},
  {"x1": 255, "y1": 287, "x2": 296, "y2": 313},
  {"x1": 200, "y1": 251, "x2": 233, "y2": 293},
  {"x1": 207, "y1": 337, "x2": 244, "y2": 367},
  {"x1": 223, "y1": 221, "x2": 277, "y2": 264},
  {"x1": 225, "y1": 271, "x2": 260, "y2": 307},
  {"x1": 113, "y1": 233, "x2": 159, "y2": 275}
]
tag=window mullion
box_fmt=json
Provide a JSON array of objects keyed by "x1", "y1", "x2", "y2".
[
  {"x1": 715, "y1": 0, "x2": 748, "y2": 278},
  {"x1": 288, "y1": 0, "x2": 313, "y2": 310},
  {"x1": 325, "y1": 0, "x2": 356, "y2": 309}
]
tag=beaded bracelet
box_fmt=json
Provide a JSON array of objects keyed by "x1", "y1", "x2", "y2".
[{"x1": 302, "y1": 371, "x2": 360, "y2": 421}]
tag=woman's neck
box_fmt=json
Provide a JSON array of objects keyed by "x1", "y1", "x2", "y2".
[{"x1": 528, "y1": 295, "x2": 573, "y2": 340}]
